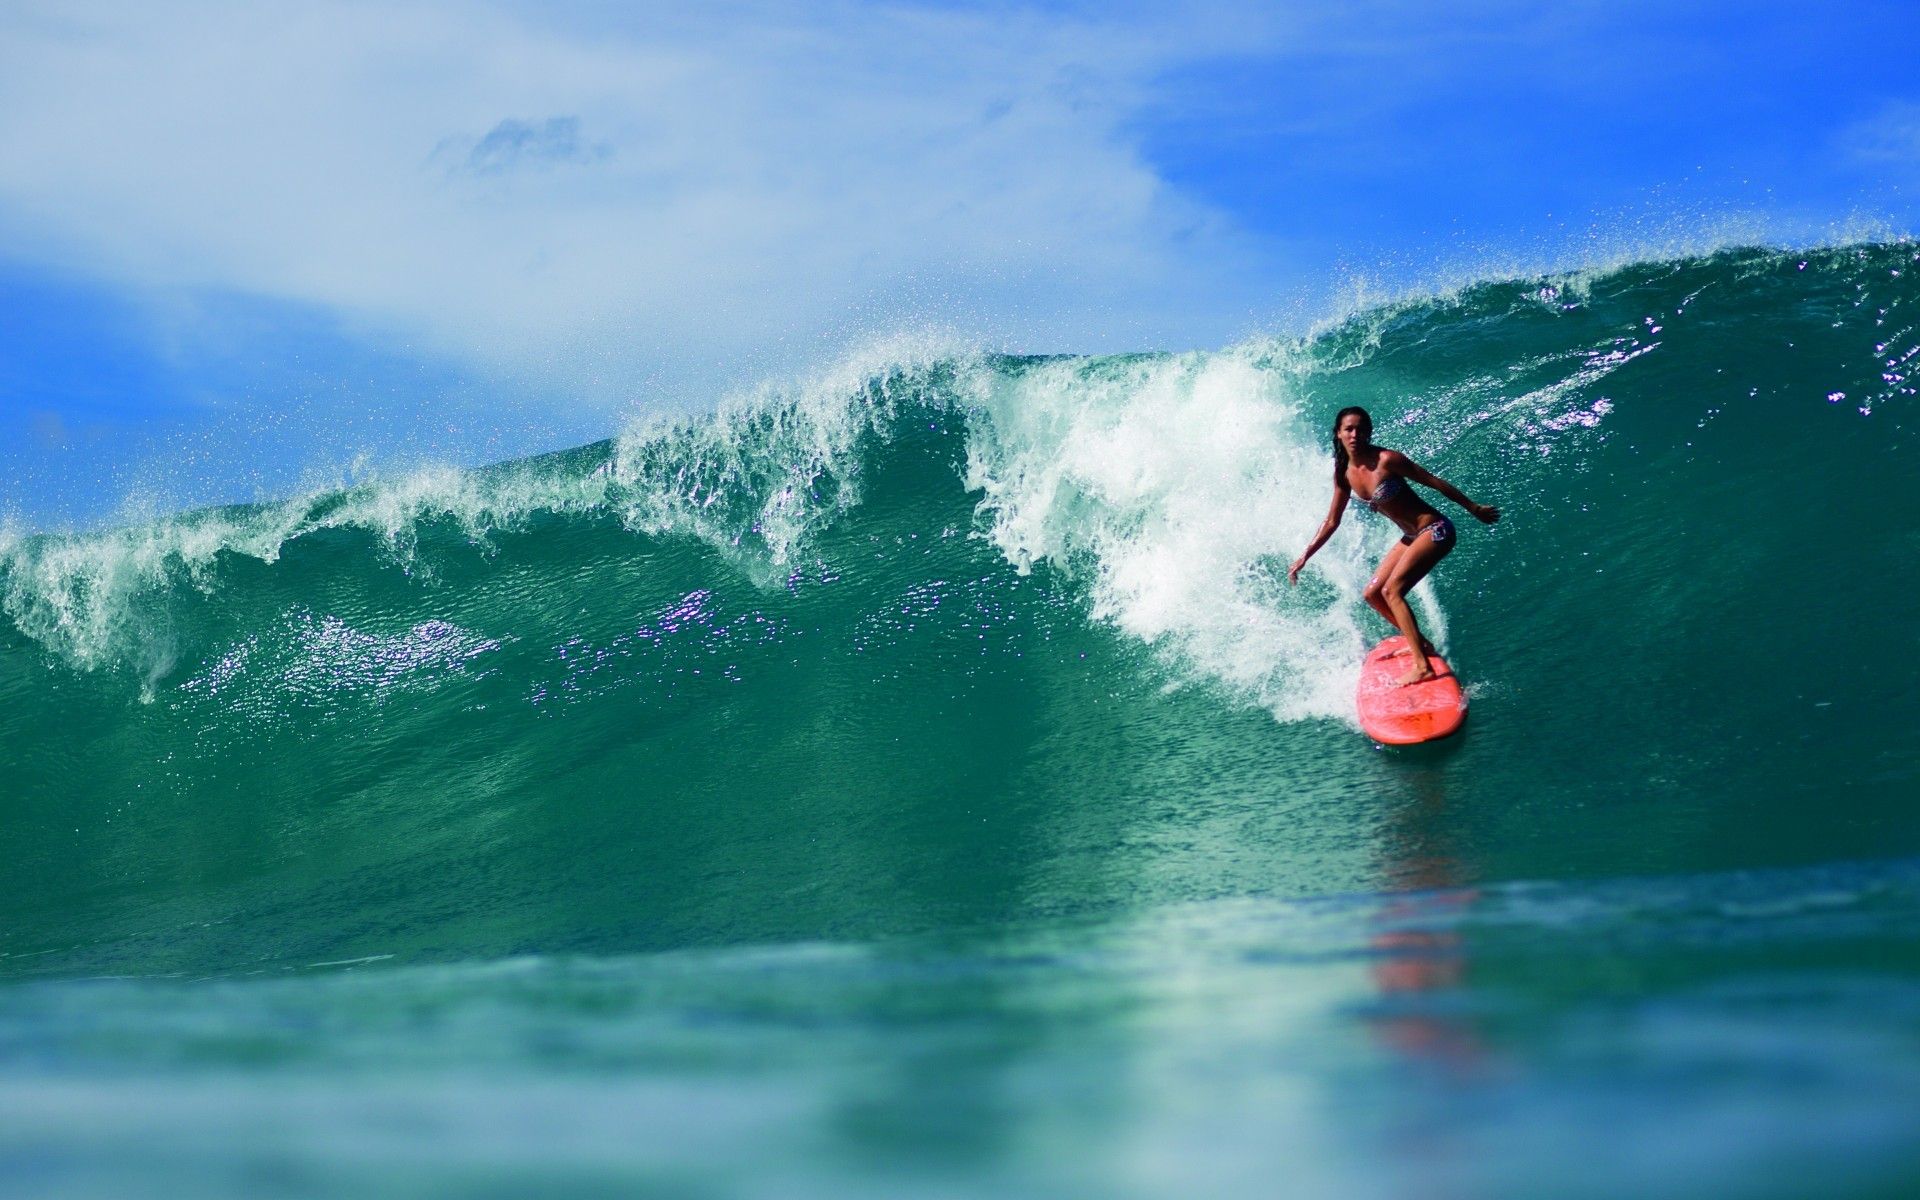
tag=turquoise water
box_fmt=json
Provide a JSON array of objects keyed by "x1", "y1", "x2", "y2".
[{"x1": 4, "y1": 242, "x2": 1919, "y2": 1196}]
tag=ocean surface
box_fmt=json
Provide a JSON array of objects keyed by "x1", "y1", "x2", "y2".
[{"x1": 4, "y1": 242, "x2": 1918, "y2": 1197}]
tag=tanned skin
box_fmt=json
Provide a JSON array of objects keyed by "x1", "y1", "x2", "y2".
[{"x1": 1289, "y1": 412, "x2": 1499, "y2": 685}]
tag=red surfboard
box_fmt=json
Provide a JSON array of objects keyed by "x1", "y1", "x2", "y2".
[{"x1": 1356, "y1": 636, "x2": 1468, "y2": 744}]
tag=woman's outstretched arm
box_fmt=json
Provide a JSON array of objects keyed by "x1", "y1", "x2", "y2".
[
  {"x1": 1391, "y1": 453, "x2": 1500, "y2": 524},
  {"x1": 1288, "y1": 483, "x2": 1351, "y2": 584}
]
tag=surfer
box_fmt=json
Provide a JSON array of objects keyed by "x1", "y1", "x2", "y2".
[{"x1": 1288, "y1": 406, "x2": 1499, "y2": 686}]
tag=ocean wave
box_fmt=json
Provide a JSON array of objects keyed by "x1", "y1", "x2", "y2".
[
  {"x1": 3, "y1": 240, "x2": 1913, "y2": 703},
  {"x1": 4, "y1": 240, "x2": 1918, "y2": 978}
]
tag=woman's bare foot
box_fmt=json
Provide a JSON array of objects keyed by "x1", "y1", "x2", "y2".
[
  {"x1": 1387, "y1": 637, "x2": 1439, "y2": 659},
  {"x1": 1393, "y1": 662, "x2": 1437, "y2": 687}
]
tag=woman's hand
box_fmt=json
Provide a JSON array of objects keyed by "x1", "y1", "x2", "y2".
[
  {"x1": 1471, "y1": 503, "x2": 1501, "y2": 525},
  {"x1": 1288, "y1": 556, "x2": 1307, "y2": 585}
]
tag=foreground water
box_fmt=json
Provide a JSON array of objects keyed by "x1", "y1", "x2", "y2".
[
  {"x1": 7, "y1": 858, "x2": 1920, "y2": 1199},
  {"x1": 4, "y1": 242, "x2": 1918, "y2": 1196}
]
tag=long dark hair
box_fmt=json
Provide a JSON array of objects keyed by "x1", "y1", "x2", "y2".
[{"x1": 1331, "y1": 405, "x2": 1372, "y2": 483}]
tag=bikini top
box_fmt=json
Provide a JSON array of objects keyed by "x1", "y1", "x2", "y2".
[{"x1": 1350, "y1": 475, "x2": 1409, "y2": 511}]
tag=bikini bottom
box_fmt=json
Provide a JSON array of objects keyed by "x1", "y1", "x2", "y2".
[{"x1": 1397, "y1": 517, "x2": 1454, "y2": 547}]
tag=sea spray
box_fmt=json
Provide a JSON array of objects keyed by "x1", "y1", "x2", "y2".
[{"x1": 965, "y1": 348, "x2": 1388, "y2": 722}]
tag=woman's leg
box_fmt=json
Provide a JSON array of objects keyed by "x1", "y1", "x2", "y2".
[
  {"x1": 1361, "y1": 540, "x2": 1408, "y2": 626},
  {"x1": 1364, "y1": 540, "x2": 1437, "y2": 657},
  {"x1": 1380, "y1": 524, "x2": 1456, "y2": 685}
]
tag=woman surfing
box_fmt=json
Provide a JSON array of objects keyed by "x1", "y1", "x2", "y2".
[{"x1": 1289, "y1": 406, "x2": 1499, "y2": 686}]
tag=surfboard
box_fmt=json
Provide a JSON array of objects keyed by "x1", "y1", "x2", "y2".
[{"x1": 1356, "y1": 636, "x2": 1467, "y2": 744}]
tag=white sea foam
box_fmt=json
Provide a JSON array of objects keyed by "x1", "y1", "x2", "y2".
[
  {"x1": 607, "y1": 330, "x2": 981, "y2": 575},
  {"x1": 964, "y1": 347, "x2": 1439, "y2": 725}
]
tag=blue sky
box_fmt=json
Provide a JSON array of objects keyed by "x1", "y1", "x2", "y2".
[{"x1": 2, "y1": 0, "x2": 1916, "y2": 526}]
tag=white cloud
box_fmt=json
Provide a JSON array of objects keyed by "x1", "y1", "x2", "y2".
[{"x1": 0, "y1": 1, "x2": 1293, "y2": 408}]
